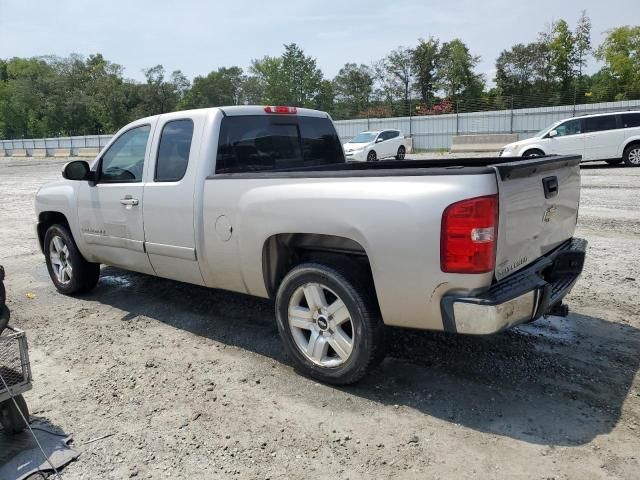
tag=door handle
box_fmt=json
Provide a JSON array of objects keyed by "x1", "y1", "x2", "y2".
[{"x1": 120, "y1": 196, "x2": 139, "y2": 206}]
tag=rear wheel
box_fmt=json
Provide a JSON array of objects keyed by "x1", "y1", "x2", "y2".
[
  {"x1": 0, "y1": 395, "x2": 29, "y2": 434},
  {"x1": 523, "y1": 149, "x2": 544, "y2": 158},
  {"x1": 395, "y1": 146, "x2": 406, "y2": 160},
  {"x1": 623, "y1": 144, "x2": 640, "y2": 167},
  {"x1": 44, "y1": 224, "x2": 100, "y2": 295},
  {"x1": 275, "y1": 263, "x2": 385, "y2": 385},
  {"x1": 366, "y1": 150, "x2": 377, "y2": 162}
]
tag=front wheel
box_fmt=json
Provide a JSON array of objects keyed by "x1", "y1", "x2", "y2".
[
  {"x1": 366, "y1": 150, "x2": 377, "y2": 162},
  {"x1": 0, "y1": 395, "x2": 29, "y2": 434},
  {"x1": 275, "y1": 263, "x2": 385, "y2": 385},
  {"x1": 44, "y1": 224, "x2": 100, "y2": 295},
  {"x1": 395, "y1": 146, "x2": 406, "y2": 160},
  {"x1": 623, "y1": 144, "x2": 640, "y2": 167}
]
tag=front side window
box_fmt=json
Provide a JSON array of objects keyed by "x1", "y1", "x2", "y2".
[
  {"x1": 621, "y1": 113, "x2": 640, "y2": 128},
  {"x1": 155, "y1": 119, "x2": 194, "y2": 182},
  {"x1": 584, "y1": 115, "x2": 618, "y2": 133},
  {"x1": 216, "y1": 115, "x2": 344, "y2": 173},
  {"x1": 554, "y1": 119, "x2": 582, "y2": 137},
  {"x1": 99, "y1": 125, "x2": 150, "y2": 182}
]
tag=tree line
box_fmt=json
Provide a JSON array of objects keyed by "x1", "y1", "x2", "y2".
[{"x1": 1, "y1": 11, "x2": 639, "y2": 139}]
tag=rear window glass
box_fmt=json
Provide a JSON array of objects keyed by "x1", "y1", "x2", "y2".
[
  {"x1": 216, "y1": 115, "x2": 344, "y2": 173},
  {"x1": 621, "y1": 113, "x2": 640, "y2": 128},
  {"x1": 584, "y1": 115, "x2": 618, "y2": 133}
]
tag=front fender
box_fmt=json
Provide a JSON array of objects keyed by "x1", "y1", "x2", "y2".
[{"x1": 35, "y1": 180, "x2": 86, "y2": 256}]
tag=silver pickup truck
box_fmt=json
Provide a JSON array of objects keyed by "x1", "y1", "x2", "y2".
[{"x1": 35, "y1": 106, "x2": 586, "y2": 384}]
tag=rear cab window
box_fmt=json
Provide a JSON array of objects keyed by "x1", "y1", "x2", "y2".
[{"x1": 216, "y1": 115, "x2": 345, "y2": 174}]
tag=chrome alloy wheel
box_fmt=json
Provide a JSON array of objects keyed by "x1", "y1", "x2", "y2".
[
  {"x1": 49, "y1": 235, "x2": 72, "y2": 285},
  {"x1": 288, "y1": 282, "x2": 355, "y2": 367},
  {"x1": 628, "y1": 147, "x2": 640, "y2": 165}
]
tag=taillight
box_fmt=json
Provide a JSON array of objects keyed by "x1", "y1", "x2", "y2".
[
  {"x1": 441, "y1": 195, "x2": 498, "y2": 273},
  {"x1": 264, "y1": 106, "x2": 297, "y2": 114}
]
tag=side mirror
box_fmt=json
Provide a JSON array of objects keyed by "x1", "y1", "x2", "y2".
[
  {"x1": 376, "y1": 137, "x2": 384, "y2": 143},
  {"x1": 62, "y1": 160, "x2": 92, "y2": 181},
  {"x1": 548, "y1": 129, "x2": 558, "y2": 138}
]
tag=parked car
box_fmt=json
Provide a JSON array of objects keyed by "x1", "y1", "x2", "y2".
[
  {"x1": 499, "y1": 111, "x2": 640, "y2": 166},
  {"x1": 35, "y1": 106, "x2": 586, "y2": 385},
  {"x1": 343, "y1": 129, "x2": 409, "y2": 162}
]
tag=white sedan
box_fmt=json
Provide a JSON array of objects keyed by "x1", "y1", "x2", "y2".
[{"x1": 343, "y1": 130, "x2": 408, "y2": 162}]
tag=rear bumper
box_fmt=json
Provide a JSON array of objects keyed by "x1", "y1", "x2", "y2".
[{"x1": 441, "y1": 238, "x2": 587, "y2": 335}]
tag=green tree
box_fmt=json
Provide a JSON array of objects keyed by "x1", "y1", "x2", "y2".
[
  {"x1": 281, "y1": 43, "x2": 324, "y2": 106},
  {"x1": 382, "y1": 46, "x2": 414, "y2": 108},
  {"x1": 137, "y1": 65, "x2": 189, "y2": 116},
  {"x1": 495, "y1": 42, "x2": 552, "y2": 101},
  {"x1": 437, "y1": 39, "x2": 484, "y2": 101},
  {"x1": 574, "y1": 11, "x2": 592, "y2": 86},
  {"x1": 595, "y1": 25, "x2": 640, "y2": 97},
  {"x1": 332, "y1": 63, "x2": 373, "y2": 118},
  {"x1": 549, "y1": 20, "x2": 578, "y2": 98},
  {"x1": 412, "y1": 37, "x2": 440, "y2": 104},
  {"x1": 181, "y1": 66, "x2": 246, "y2": 108},
  {"x1": 251, "y1": 44, "x2": 324, "y2": 108}
]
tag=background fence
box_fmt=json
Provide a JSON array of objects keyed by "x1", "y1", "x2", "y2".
[
  {"x1": 333, "y1": 98, "x2": 640, "y2": 150},
  {"x1": 2, "y1": 99, "x2": 640, "y2": 155}
]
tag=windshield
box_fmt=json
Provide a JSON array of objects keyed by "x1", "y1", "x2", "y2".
[{"x1": 348, "y1": 132, "x2": 377, "y2": 143}]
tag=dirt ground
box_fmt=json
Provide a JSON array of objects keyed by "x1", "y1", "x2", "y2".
[{"x1": 0, "y1": 155, "x2": 639, "y2": 479}]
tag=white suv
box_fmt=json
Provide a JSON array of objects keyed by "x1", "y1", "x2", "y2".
[
  {"x1": 500, "y1": 111, "x2": 640, "y2": 167},
  {"x1": 343, "y1": 130, "x2": 407, "y2": 162}
]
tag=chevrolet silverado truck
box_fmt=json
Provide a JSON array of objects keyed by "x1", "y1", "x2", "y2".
[{"x1": 35, "y1": 106, "x2": 586, "y2": 384}]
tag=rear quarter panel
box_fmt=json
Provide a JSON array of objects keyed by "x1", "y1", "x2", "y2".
[{"x1": 200, "y1": 173, "x2": 498, "y2": 330}]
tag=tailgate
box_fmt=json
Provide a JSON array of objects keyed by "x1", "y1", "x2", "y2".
[{"x1": 492, "y1": 155, "x2": 581, "y2": 281}]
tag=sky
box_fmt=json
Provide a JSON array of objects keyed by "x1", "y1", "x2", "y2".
[{"x1": 1, "y1": 0, "x2": 638, "y2": 85}]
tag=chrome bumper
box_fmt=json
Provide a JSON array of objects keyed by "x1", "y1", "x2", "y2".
[{"x1": 441, "y1": 238, "x2": 587, "y2": 335}]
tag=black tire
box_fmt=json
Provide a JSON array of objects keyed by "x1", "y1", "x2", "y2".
[
  {"x1": 523, "y1": 149, "x2": 545, "y2": 158},
  {"x1": 395, "y1": 146, "x2": 406, "y2": 160},
  {"x1": 623, "y1": 143, "x2": 640, "y2": 167},
  {"x1": 366, "y1": 150, "x2": 377, "y2": 162},
  {"x1": 44, "y1": 224, "x2": 100, "y2": 295},
  {"x1": 0, "y1": 395, "x2": 29, "y2": 434},
  {"x1": 605, "y1": 158, "x2": 623, "y2": 165},
  {"x1": 275, "y1": 263, "x2": 385, "y2": 385}
]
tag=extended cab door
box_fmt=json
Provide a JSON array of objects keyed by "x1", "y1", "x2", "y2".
[
  {"x1": 76, "y1": 122, "x2": 156, "y2": 275},
  {"x1": 142, "y1": 115, "x2": 205, "y2": 285},
  {"x1": 546, "y1": 118, "x2": 585, "y2": 158}
]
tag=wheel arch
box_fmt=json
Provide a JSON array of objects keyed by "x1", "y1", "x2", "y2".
[
  {"x1": 522, "y1": 147, "x2": 545, "y2": 157},
  {"x1": 261, "y1": 233, "x2": 374, "y2": 298},
  {"x1": 623, "y1": 138, "x2": 640, "y2": 155},
  {"x1": 37, "y1": 211, "x2": 70, "y2": 253}
]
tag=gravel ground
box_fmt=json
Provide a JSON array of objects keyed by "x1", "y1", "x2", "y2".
[{"x1": 0, "y1": 156, "x2": 639, "y2": 479}]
